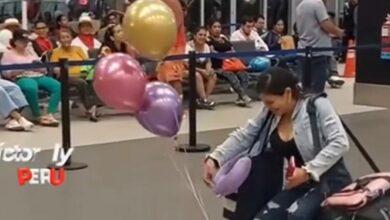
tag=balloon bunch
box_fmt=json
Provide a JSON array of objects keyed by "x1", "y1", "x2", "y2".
[
  {"x1": 94, "y1": 53, "x2": 183, "y2": 137},
  {"x1": 92, "y1": 0, "x2": 187, "y2": 137}
]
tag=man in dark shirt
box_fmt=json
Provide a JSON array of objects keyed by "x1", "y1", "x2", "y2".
[{"x1": 32, "y1": 20, "x2": 57, "y2": 57}]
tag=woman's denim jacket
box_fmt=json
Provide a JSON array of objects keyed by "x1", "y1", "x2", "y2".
[{"x1": 209, "y1": 97, "x2": 352, "y2": 194}]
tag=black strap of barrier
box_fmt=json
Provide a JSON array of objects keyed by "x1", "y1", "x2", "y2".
[
  {"x1": 0, "y1": 44, "x2": 389, "y2": 71},
  {"x1": 1, "y1": 43, "x2": 388, "y2": 157}
]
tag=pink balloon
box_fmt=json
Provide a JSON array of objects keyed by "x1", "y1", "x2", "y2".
[
  {"x1": 93, "y1": 53, "x2": 147, "y2": 113},
  {"x1": 213, "y1": 156, "x2": 252, "y2": 196}
]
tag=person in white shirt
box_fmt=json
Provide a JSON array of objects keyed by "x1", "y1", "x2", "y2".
[
  {"x1": 0, "y1": 18, "x2": 21, "y2": 53},
  {"x1": 230, "y1": 16, "x2": 269, "y2": 51},
  {"x1": 69, "y1": 13, "x2": 102, "y2": 56}
]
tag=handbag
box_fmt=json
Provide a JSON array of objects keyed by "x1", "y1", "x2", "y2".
[
  {"x1": 222, "y1": 58, "x2": 247, "y2": 72},
  {"x1": 306, "y1": 94, "x2": 390, "y2": 220},
  {"x1": 322, "y1": 173, "x2": 390, "y2": 211},
  {"x1": 213, "y1": 111, "x2": 273, "y2": 196}
]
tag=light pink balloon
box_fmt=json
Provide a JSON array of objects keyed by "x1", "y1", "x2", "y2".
[{"x1": 93, "y1": 53, "x2": 147, "y2": 113}]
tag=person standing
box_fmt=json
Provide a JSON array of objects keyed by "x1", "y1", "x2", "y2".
[
  {"x1": 340, "y1": 0, "x2": 358, "y2": 63},
  {"x1": 296, "y1": 0, "x2": 344, "y2": 93}
]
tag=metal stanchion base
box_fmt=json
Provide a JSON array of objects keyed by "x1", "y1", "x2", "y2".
[
  {"x1": 176, "y1": 144, "x2": 211, "y2": 153},
  {"x1": 48, "y1": 162, "x2": 88, "y2": 171}
]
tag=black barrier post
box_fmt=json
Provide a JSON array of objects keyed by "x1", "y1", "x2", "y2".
[
  {"x1": 303, "y1": 46, "x2": 313, "y2": 93},
  {"x1": 48, "y1": 59, "x2": 88, "y2": 170},
  {"x1": 176, "y1": 51, "x2": 211, "y2": 153}
]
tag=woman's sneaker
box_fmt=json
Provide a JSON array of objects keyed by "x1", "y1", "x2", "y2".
[
  {"x1": 328, "y1": 75, "x2": 345, "y2": 88},
  {"x1": 197, "y1": 99, "x2": 215, "y2": 110},
  {"x1": 18, "y1": 117, "x2": 34, "y2": 131},
  {"x1": 235, "y1": 96, "x2": 252, "y2": 107},
  {"x1": 4, "y1": 119, "x2": 24, "y2": 131},
  {"x1": 243, "y1": 96, "x2": 252, "y2": 106}
]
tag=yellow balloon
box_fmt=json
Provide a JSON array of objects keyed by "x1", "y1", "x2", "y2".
[{"x1": 123, "y1": 0, "x2": 178, "y2": 60}]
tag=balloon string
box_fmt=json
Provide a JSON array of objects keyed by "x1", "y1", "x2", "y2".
[
  {"x1": 169, "y1": 105, "x2": 210, "y2": 219},
  {"x1": 180, "y1": 140, "x2": 210, "y2": 220},
  {"x1": 182, "y1": 165, "x2": 210, "y2": 220},
  {"x1": 167, "y1": 151, "x2": 209, "y2": 219},
  {"x1": 169, "y1": 137, "x2": 210, "y2": 220},
  {"x1": 167, "y1": 153, "x2": 192, "y2": 191}
]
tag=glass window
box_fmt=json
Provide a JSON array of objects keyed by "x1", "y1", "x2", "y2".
[
  {"x1": 237, "y1": 0, "x2": 262, "y2": 22},
  {"x1": 0, "y1": 1, "x2": 21, "y2": 22},
  {"x1": 204, "y1": 0, "x2": 231, "y2": 35},
  {"x1": 267, "y1": 0, "x2": 288, "y2": 31}
]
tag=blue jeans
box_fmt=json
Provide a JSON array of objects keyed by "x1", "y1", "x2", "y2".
[
  {"x1": 0, "y1": 79, "x2": 28, "y2": 118},
  {"x1": 297, "y1": 56, "x2": 330, "y2": 93},
  {"x1": 254, "y1": 182, "x2": 325, "y2": 220},
  {"x1": 216, "y1": 70, "x2": 249, "y2": 99}
]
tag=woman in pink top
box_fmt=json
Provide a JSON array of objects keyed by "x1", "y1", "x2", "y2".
[{"x1": 1, "y1": 29, "x2": 61, "y2": 127}]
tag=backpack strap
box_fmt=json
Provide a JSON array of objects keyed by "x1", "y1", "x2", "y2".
[
  {"x1": 306, "y1": 93, "x2": 327, "y2": 150},
  {"x1": 247, "y1": 111, "x2": 273, "y2": 155},
  {"x1": 307, "y1": 92, "x2": 381, "y2": 173}
]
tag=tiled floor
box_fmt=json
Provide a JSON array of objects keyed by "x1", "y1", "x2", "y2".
[{"x1": 0, "y1": 79, "x2": 383, "y2": 150}]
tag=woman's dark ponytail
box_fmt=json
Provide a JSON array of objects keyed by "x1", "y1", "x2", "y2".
[{"x1": 257, "y1": 67, "x2": 302, "y2": 98}]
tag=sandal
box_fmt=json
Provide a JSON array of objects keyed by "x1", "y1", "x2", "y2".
[
  {"x1": 4, "y1": 118, "x2": 24, "y2": 131},
  {"x1": 39, "y1": 115, "x2": 60, "y2": 127}
]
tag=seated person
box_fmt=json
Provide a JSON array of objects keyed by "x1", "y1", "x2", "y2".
[
  {"x1": 99, "y1": 24, "x2": 138, "y2": 57},
  {"x1": 230, "y1": 16, "x2": 269, "y2": 51},
  {"x1": 263, "y1": 19, "x2": 285, "y2": 51},
  {"x1": 50, "y1": 29, "x2": 101, "y2": 122},
  {"x1": 185, "y1": 27, "x2": 217, "y2": 110},
  {"x1": 97, "y1": 11, "x2": 122, "y2": 43},
  {"x1": 207, "y1": 19, "x2": 252, "y2": 107},
  {"x1": 70, "y1": 14, "x2": 102, "y2": 56},
  {"x1": 157, "y1": 22, "x2": 187, "y2": 96},
  {"x1": 254, "y1": 14, "x2": 266, "y2": 36},
  {"x1": 54, "y1": 15, "x2": 75, "y2": 39},
  {"x1": 1, "y1": 29, "x2": 61, "y2": 127},
  {"x1": 0, "y1": 77, "x2": 34, "y2": 131},
  {"x1": 31, "y1": 20, "x2": 57, "y2": 57}
]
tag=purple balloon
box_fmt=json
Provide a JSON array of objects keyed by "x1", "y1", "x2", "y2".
[
  {"x1": 136, "y1": 82, "x2": 183, "y2": 137},
  {"x1": 213, "y1": 156, "x2": 252, "y2": 196},
  {"x1": 93, "y1": 53, "x2": 147, "y2": 113}
]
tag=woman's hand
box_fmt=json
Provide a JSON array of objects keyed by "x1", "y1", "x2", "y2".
[
  {"x1": 203, "y1": 157, "x2": 219, "y2": 188},
  {"x1": 286, "y1": 168, "x2": 310, "y2": 190}
]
